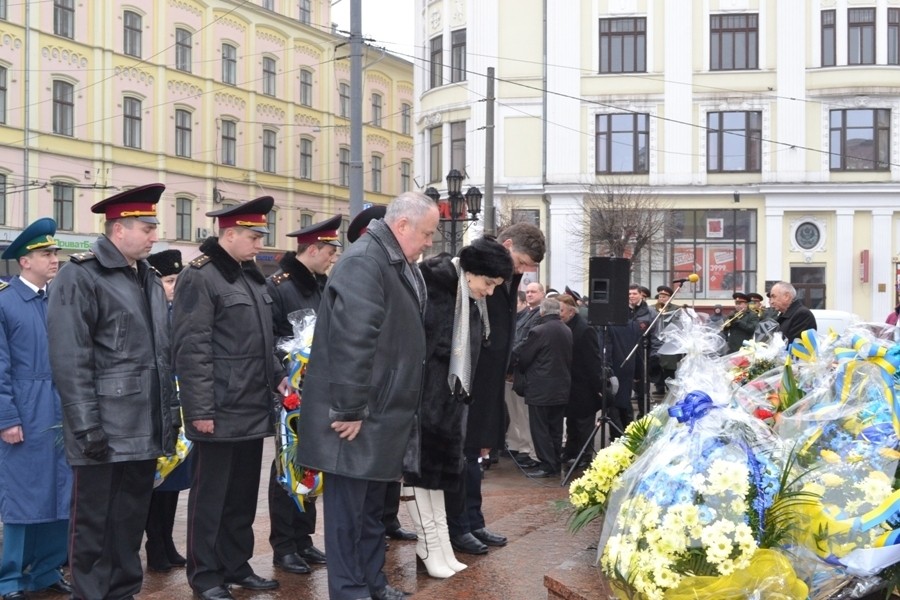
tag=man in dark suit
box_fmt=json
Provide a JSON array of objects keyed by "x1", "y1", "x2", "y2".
[{"x1": 446, "y1": 223, "x2": 546, "y2": 556}]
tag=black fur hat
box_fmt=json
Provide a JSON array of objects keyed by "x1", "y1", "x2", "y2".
[
  {"x1": 147, "y1": 249, "x2": 183, "y2": 277},
  {"x1": 459, "y1": 236, "x2": 513, "y2": 281}
]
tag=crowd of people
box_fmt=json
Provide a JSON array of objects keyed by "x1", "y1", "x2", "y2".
[{"x1": 0, "y1": 184, "x2": 823, "y2": 600}]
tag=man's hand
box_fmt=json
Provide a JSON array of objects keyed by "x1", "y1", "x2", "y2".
[
  {"x1": 79, "y1": 428, "x2": 110, "y2": 461},
  {"x1": 0, "y1": 425, "x2": 23, "y2": 444},
  {"x1": 193, "y1": 419, "x2": 215, "y2": 434},
  {"x1": 331, "y1": 420, "x2": 362, "y2": 441},
  {"x1": 277, "y1": 377, "x2": 290, "y2": 396}
]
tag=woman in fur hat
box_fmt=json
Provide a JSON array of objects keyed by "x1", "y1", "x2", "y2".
[{"x1": 401, "y1": 237, "x2": 513, "y2": 578}]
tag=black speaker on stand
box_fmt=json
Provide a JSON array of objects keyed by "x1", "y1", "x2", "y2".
[{"x1": 562, "y1": 257, "x2": 631, "y2": 487}]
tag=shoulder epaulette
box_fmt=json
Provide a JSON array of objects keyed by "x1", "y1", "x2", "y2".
[
  {"x1": 0, "y1": 281, "x2": 8, "y2": 291},
  {"x1": 69, "y1": 252, "x2": 96, "y2": 264},
  {"x1": 270, "y1": 272, "x2": 291, "y2": 286},
  {"x1": 190, "y1": 255, "x2": 212, "y2": 269}
]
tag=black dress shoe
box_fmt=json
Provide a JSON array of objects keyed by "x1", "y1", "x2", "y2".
[
  {"x1": 43, "y1": 578, "x2": 73, "y2": 594},
  {"x1": 385, "y1": 526, "x2": 417, "y2": 541},
  {"x1": 147, "y1": 559, "x2": 173, "y2": 573},
  {"x1": 449, "y1": 532, "x2": 488, "y2": 555},
  {"x1": 472, "y1": 527, "x2": 507, "y2": 547},
  {"x1": 298, "y1": 545, "x2": 327, "y2": 565},
  {"x1": 225, "y1": 573, "x2": 279, "y2": 590},
  {"x1": 166, "y1": 548, "x2": 187, "y2": 567},
  {"x1": 195, "y1": 585, "x2": 234, "y2": 600},
  {"x1": 2, "y1": 592, "x2": 26, "y2": 600},
  {"x1": 273, "y1": 552, "x2": 311, "y2": 574},
  {"x1": 527, "y1": 468, "x2": 559, "y2": 478},
  {"x1": 515, "y1": 457, "x2": 540, "y2": 469},
  {"x1": 372, "y1": 584, "x2": 411, "y2": 600}
]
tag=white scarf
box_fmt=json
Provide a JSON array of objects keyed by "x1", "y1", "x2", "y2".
[{"x1": 447, "y1": 257, "x2": 490, "y2": 397}]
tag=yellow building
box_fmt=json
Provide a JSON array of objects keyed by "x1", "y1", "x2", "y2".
[
  {"x1": 0, "y1": 0, "x2": 413, "y2": 273},
  {"x1": 416, "y1": 0, "x2": 900, "y2": 319}
]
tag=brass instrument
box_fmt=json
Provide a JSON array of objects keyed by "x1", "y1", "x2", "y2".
[{"x1": 721, "y1": 308, "x2": 747, "y2": 330}]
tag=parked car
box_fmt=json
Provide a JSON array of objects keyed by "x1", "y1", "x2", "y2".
[{"x1": 811, "y1": 309, "x2": 860, "y2": 335}]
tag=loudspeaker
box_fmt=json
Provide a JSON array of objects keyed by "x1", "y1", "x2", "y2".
[{"x1": 588, "y1": 257, "x2": 631, "y2": 326}]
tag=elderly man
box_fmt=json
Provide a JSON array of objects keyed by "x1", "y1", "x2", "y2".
[
  {"x1": 296, "y1": 192, "x2": 439, "y2": 600},
  {"x1": 48, "y1": 185, "x2": 176, "y2": 600},
  {"x1": 768, "y1": 281, "x2": 817, "y2": 344}
]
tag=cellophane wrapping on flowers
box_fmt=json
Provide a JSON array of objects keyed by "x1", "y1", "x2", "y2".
[{"x1": 275, "y1": 309, "x2": 323, "y2": 509}]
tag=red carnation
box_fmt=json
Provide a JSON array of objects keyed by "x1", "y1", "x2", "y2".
[{"x1": 283, "y1": 392, "x2": 300, "y2": 410}]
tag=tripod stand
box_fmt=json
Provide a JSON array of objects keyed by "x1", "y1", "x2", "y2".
[{"x1": 562, "y1": 324, "x2": 620, "y2": 487}]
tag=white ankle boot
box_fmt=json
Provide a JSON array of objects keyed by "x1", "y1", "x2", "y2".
[
  {"x1": 430, "y1": 488, "x2": 467, "y2": 573},
  {"x1": 403, "y1": 486, "x2": 456, "y2": 578}
]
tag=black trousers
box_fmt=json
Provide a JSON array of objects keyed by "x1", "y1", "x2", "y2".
[
  {"x1": 69, "y1": 460, "x2": 156, "y2": 600},
  {"x1": 145, "y1": 490, "x2": 180, "y2": 566},
  {"x1": 445, "y1": 450, "x2": 484, "y2": 537},
  {"x1": 323, "y1": 474, "x2": 387, "y2": 600},
  {"x1": 186, "y1": 439, "x2": 263, "y2": 593},
  {"x1": 381, "y1": 481, "x2": 402, "y2": 531},
  {"x1": 267, "y1": 459, "x2": 318, "y2": 555},
  {"x1": 528, "y1": 404, "x2": 565, "y2": 473},
  {"x1": 563, "y1": 411, "x2": 597, "y2": 462}
]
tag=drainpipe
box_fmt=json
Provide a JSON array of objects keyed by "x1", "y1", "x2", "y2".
[
  {"x1": 541, "y1": 0, "x2": 550, "y2": 282},
  {"x1": 23, "y1": 0, "x2": 30, "y2": 224}
]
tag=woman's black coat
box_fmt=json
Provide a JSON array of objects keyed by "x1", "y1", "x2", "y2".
[{"x1": 402, "y1": 255, "x2": 482, "y2": 492}]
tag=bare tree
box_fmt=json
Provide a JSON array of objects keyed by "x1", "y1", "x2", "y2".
[{"x1": 494, "y1": 195, "x2": 534, "y2": 232}]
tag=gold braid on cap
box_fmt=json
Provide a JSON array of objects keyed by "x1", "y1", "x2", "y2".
[
  {"x1": 236, "y1": 219, "x2": 267, "y2": 227},
  {"x1": 118, "y1": 209, "x2": 157, "y2": 217},
  {"x1": 25, "y1": 236, "x2": 57, "y2": 251}
]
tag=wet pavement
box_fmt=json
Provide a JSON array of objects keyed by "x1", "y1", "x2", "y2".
[{"x1": 27, "y1": 442, "x2": 601, "y2": 600}]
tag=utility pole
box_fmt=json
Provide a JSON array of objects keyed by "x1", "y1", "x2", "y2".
[
  {"x1": 348, "y1": 0, "x2": 364, "y2": 218},
  {"x1": 483, "y1": 67, "x2": 495, "y2": 234}
]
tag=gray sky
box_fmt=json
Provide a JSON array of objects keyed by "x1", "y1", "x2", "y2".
[{"x1": 330, "y1": 0, "x2": 416, "y2": 58}]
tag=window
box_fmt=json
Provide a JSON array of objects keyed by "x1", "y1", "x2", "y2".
[
  {"x1": 53, "y1": 183, "x2": 74, "y2": 231},
  {"x1": 821, "y1": 10, "x2": 836, "y2": 67},
  {"x1": 0, "y1": 174, "x2": 6, "y2": 225},
  {"x1": 829, "y1": 108, "x2": 890, "y2": 171},
  {"x1": 54, "y1": 0, "x2": 74, "y2": 38},
  {"x1": 123, "y1": 97, "x2": 142, "y2": 149},
  {"x1": 450, "y1": 121, "x2": 465, "y2": 171},
  {"x1": 299, "y1": 0, "x2": 311, "y2": 24},
  {"x1": 451, "y1": 29, "x2": 466, "y2": 82},
  {"x1": 706, "y1": 111, "x2": 761, "y2": 172},
  {"x1": 339, "y1": 82, "x2": 350, "y2": 118},
  {"x1": 599, "y1": 17, "x2": 646, "y2": 73},
  {"x1": 638, "y1": 209, "x2": 757, "y2": 301},
  {"x1": 300, "y1": 213, "x2": 312, "y2": 229},
  {"x1": 175, "y1": 109, "x2": 191, "y2": 157},
  {"x1": 0, "y1": 67, "x2": 6, "y2": 125},
  {"x1": 889, "y1": 9, "x2": 899, "y2": 65},
  {"x1": 299, "y1": 138, "x2": 312, "y2": 179},
  {"x1": 371, "y1": 93, "x2": 382, "y2": 127},
  {"x1": 0, "y1": 0, "x2": 6, "y2": 21},
  {"x1": 300, "y1": 69, "x2": 313, "y2": 107},
  {"x1": 265, "y1": 211, "x2": 277, "y2": 247},
  {"x1": 339, "y1": 147, "x2": 350, "y2": 186},
  {"x1": 430, "y1": 36, "x2": 443, "y2": 89},
  {"x1": 371, "y1": 155, "x2": 382, "y2": 193},
  {"x1": 263, "y1": 57, "x2": 276, "y2": 96},
  {"x1": 401, "y1": 103, "x2": 411, "y2": 135},
  {"x1": 262, "y1": 0, "x2": 274, "y2": 10},
  {"x1": 401, "y1": 161, "x2": 411, "y2": 193},
  {"x1": 222, "y1": 44, "x2": 237, "y2": 84},
  {"x1": 52, "y1": 81, "x2": 73, "y2": 136},
  {"x1": 595, "y1": 113, "x2": 648, "y2": 174},
  {"x1": 263, "y1": 129, "x2": 276, "y2": 173},
  {"x1": 429, "y1": 127, "x2": 442, "y2": 182},
  {"x1": 221, "y1": 119, "x2": 236, "y2": 165},
  {"x1": 710, "y1": 14, "x2": 758, "y2": 70},
  {"x1": 176, "y1": 28, "x2": 192, "y2": 72},
  {"x1": 176, "y1": 197, "x2": 192, "y2": 241},
  {"x1": 123, "y1": 11, "x2": 142, "y2": 58},
  {"x1": 848, "y1": 8, "x2": 876, "y2": 65}
]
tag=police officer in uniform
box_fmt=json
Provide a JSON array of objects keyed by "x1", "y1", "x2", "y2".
[
  {"x1": 267, "y1": 215, "x2": 342, "y2": 575},
  {"x1": 173, "y1": 197, "x2": 287, "y2": 600},
  {"x1": 0, "y1": 219, "x2": 72, "y2": 599},
  {"x1": 48, "y1": 185, "x2": 177, "y2": 600}
]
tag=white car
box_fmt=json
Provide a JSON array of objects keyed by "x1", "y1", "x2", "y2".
[{"x1": 811, "y1": 309, "x2": 860, "y2": 335}]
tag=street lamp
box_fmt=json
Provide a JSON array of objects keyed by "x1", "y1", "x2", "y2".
[{"x1": 424, "y1": 170, "x2": 482, "y2": 255}]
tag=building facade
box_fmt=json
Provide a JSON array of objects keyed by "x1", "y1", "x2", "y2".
[
  {"x1": 0, "y1": 0, "x2": 413, "y2": 274},
  {"x1": 416, "y1": 0, "x2": 900, "y2": 319}
]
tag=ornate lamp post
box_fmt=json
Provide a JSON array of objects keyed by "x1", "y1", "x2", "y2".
[{"x1": 424, "y1": 170, "x2": 482, "y2": 255}]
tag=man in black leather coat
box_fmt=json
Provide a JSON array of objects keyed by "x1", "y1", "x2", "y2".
[{"x1": 48, "y1": 184, "x2": 176, "y2": 600}]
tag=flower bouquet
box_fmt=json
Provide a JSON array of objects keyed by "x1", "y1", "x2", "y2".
[
  {"x1": 598, "y1": 390, "x2": 810, "y2": 600},
  {"x1": 275, "y1": 308, "x2": 323, "y2": 510},
  {"x1": 154, "y1": 379, "x2": 193, "y2": 488}
]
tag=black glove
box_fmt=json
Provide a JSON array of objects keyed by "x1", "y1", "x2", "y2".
[{"x1": 78, "y1": 427, "x2": 109, "y2": 461}]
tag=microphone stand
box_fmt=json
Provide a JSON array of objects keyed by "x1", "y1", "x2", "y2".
[{"x1": 620, "y1": 283, "x2": 687, "y2": 418}]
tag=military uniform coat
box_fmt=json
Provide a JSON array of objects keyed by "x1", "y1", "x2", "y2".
[
  {"x1": 47, "y1": 235, "x2": 176, "y2": 466},
  {"x1": 267, "y1": 251, "x2": 324, "y2": 342},
  {"x1": 172, "y1": 238, "x2": 278, "y2": 442},
  {"x1": 0, "y1": 277, "x2": 72, "y2": 523}
]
